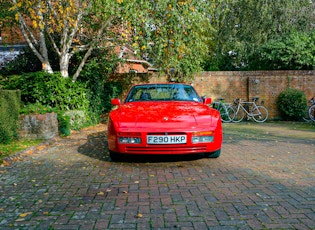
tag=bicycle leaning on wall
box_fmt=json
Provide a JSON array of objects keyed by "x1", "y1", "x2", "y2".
[
  {"x1": 303, "y1": 97, "x2": 315, "y2": 122},
  {"x1": 212, "y1": 98, "x2": 236, "y2": 122},
  {"x1": 232, "y1": 97, "x2": 268, "y2": 123}
]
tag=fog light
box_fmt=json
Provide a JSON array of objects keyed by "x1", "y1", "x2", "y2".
[
  {"x1": 192, "y1": 136, "x2": 214, "y2": 143},
  {"x1": 119, "y1": 137, "x2": 141, "y2": 144}
]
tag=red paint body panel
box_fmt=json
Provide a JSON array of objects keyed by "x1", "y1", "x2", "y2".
[{"x1": 107, "y1": 83, "x2": 222, "y2": 155}]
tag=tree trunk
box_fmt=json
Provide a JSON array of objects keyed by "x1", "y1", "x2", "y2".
[
  {"x1": 60, "y1": 53, "x2": 70, "y2": 78},
  {"x1": 42, "y1": 61, "x2": 53, "y2": 74}
]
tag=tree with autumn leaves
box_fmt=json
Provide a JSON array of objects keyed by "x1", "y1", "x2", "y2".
[
  {"x1": 5, "y1": 0, "x2": 213, "y2": 81},
  {"x1": 4, "y1": 0, "x2": 314, "y2": 80}
]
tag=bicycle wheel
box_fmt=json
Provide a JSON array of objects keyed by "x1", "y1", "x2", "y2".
[
  {"x1": 303, "y1": 108, "x2": 312, "y2": 122},
  {"x1": 226, "y1": 105, "x2": 236, "y2": 122},
  {"x1": 251, "y1": 106, "x2": 268, "y2": 122},
  {"x1": 232, "y1": 106, "x2": 244, "y2": 122},
  {"x1": 309, "y1": 105, "x2": 315, "y2": 121},
  {"x1": 218, "y1": 104, "x2": 234, "y2": 122}
]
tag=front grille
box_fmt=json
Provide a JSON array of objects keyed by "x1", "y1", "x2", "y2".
[{"x1": 125, "y1": 145, "x2": 207, "y2": 154}]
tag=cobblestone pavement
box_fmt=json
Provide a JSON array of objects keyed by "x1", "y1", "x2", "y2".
[{"x1": 0, "y1": 122, "x2": 314, "y2": 229}]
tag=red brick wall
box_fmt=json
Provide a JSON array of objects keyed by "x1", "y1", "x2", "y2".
[{"x1": 147, "y1": 70, "x2": 315, "y2": 119}]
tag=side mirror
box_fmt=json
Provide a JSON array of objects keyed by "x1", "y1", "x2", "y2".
[
  {"x1": 111, "y1": 98, "x2": 121, "y2": 106},
  {"x1": 203, "y1": 97, "x2": 212, "y2": 105}
]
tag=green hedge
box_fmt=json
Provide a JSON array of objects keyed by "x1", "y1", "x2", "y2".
[
  {"x1": 0, "y1": 90, "x2": 21, "y2": 144},
  {"x1": 2, "y1": 72, "x2": 89, "y2": 111},
  {"x1": 2, "y1": 72, "x2": 92, "y2": 130},
  {"x1": 278, "y1": 88, "x2": 307, "y2": 121}
]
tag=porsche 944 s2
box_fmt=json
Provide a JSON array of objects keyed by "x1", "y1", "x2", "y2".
[{"x1": 107, "y1": 83, "x2": 222, "y2": 161}]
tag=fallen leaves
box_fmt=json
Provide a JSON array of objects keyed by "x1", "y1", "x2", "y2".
[
  {"x1": 1, "y1": 160, "x2": 10, "y2": 167},
  {"x1": 135, "y1": 213, "x2": 143, "y2": 218},
  {"x1": 19, "y1": 212, "x2": 32, "y2": 218}
]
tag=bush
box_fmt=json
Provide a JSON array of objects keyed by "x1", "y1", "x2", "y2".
[
  {"x1": 64, "y1": 110, "x2": 88, "y2": 130},
  {"x1": 19, "y1": 103, "x2": 55, "y2": 115},
  {"x1": 77, "y1": 53, "x2": 121, "y2": 123},
  {"x1": 2, "y1": 72, "x2": 89, "y2": 110},
  {"x1": 0, "y1": 90, "x2": 20, "y2": 144},
  {"x1": 278, "y1": 88, "x2": 307, "y2": 121},
  {"x1": 1, "y1": 72, "x2": 91, "y2": 129},
  {"x1": 57, "y1": 111, "x2": 71, "y2": 137}
]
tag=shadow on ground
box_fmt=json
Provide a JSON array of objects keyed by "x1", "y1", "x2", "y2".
[{"x1": 77, "y1": 131, "x2": 204, "y2": 163}]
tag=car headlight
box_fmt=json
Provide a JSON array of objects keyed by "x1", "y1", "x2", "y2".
[
  {"x1": 118, "y1": 132, "x2": 142, "y2": 144},
  {"x1": 192, "y1": 131, "x2": 214, "y2": 143},
  {"x1": 119, "y1": 137, "x2": 141, "y2": 144}
]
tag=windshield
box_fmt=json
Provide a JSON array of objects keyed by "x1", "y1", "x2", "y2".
[{"x1": 125, "y1": 84, "x2": 202, "y2": 103}]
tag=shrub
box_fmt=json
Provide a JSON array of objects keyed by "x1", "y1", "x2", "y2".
[
  {"x1": 57, "y1": 111, "x2": 71, "y2": 137},
  {"x1": 2, "y1": 72, "x2": 91, "y2": 129},
  {"x1": 278, "y1": 88, "x2": 307, "y2": 121},
  {"x1": 77, "y1": 53, "x2": 121, "y2": 122},
  {"x1": 2, "y1": 72, "x2": 89, "y2": 110},
  {"x1": 0, "y1": 90, "x2": 20, "y2": 144},
  {"x1": 64, "y1": 110, "x2": 88, "y2": 130},
  {"x1": 19, "y1": 103, "x2": 55, "y2": 115}
]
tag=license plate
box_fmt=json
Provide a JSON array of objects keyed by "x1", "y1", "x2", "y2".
[{"x1": 147, "y1": 135, "x2": 187, "y2": 144}]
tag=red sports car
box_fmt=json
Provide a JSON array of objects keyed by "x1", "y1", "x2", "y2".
[{"x1": 107, "y1": 83, "x2": 222, "y2": 161}]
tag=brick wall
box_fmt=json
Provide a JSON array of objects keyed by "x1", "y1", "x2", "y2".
[{"x1": 147, "y1": 70, "x2": 315, "y2": 119}]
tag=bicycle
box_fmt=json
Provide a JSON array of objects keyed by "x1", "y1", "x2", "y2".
[
  {"x1": 232, "y1": 97, "x2": 268, "y2": 123},
  {"x1": 303, "y1": 97, "x2": 315, "y2": 122},
  {"x1": 212, "y1": 98, "x2": 236, "y2": 122}
]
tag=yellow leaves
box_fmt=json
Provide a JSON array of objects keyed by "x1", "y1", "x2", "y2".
[
  {"x1": 14, "y1": 13, "x2": 19, "y2": 22},
  {"x1": 19, "y1": 212, "x2": 32, "y2": 218},
  {"x1": 141, "y1": 45, "x2": 146, "y2": 50},
  {"x1": 117, "y1": 0, "x2": 123, "y2": 3},
  {"x1": 97, "y1": 191, "x2": 105, "y2": 195},
  {"x1": 177, "y1": 1, "x2": 186, "y2": 6},
  {"x1": 1, "y1": 160, "x2": 10, "y2": 167},
  {"x1": 16, "y1": 1, "x2": 23, "y2": 8},
  {"x1": 32, "y1": 20, "x2": 38, "y2": 28}
]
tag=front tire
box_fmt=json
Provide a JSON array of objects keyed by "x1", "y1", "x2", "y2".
[{"x1": 204, "y1": 149, "x2": 221, "y2": 158}]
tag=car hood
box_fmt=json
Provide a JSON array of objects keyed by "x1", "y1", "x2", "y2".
[{"x1": 112, "y1": 102, "x2": 215, "y2": 130}]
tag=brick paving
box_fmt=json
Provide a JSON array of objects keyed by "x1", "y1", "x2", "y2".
[{"x1": 0, "y1": 123, "x2": 314, "y2": 229}]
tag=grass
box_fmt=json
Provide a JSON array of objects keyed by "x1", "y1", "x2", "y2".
[
  {"x1": 223, "y1": 120, "x2": 315, "y2": 141},
  {"x1": 0, "y1": 139, "x2": 43, "y2": 163}
]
